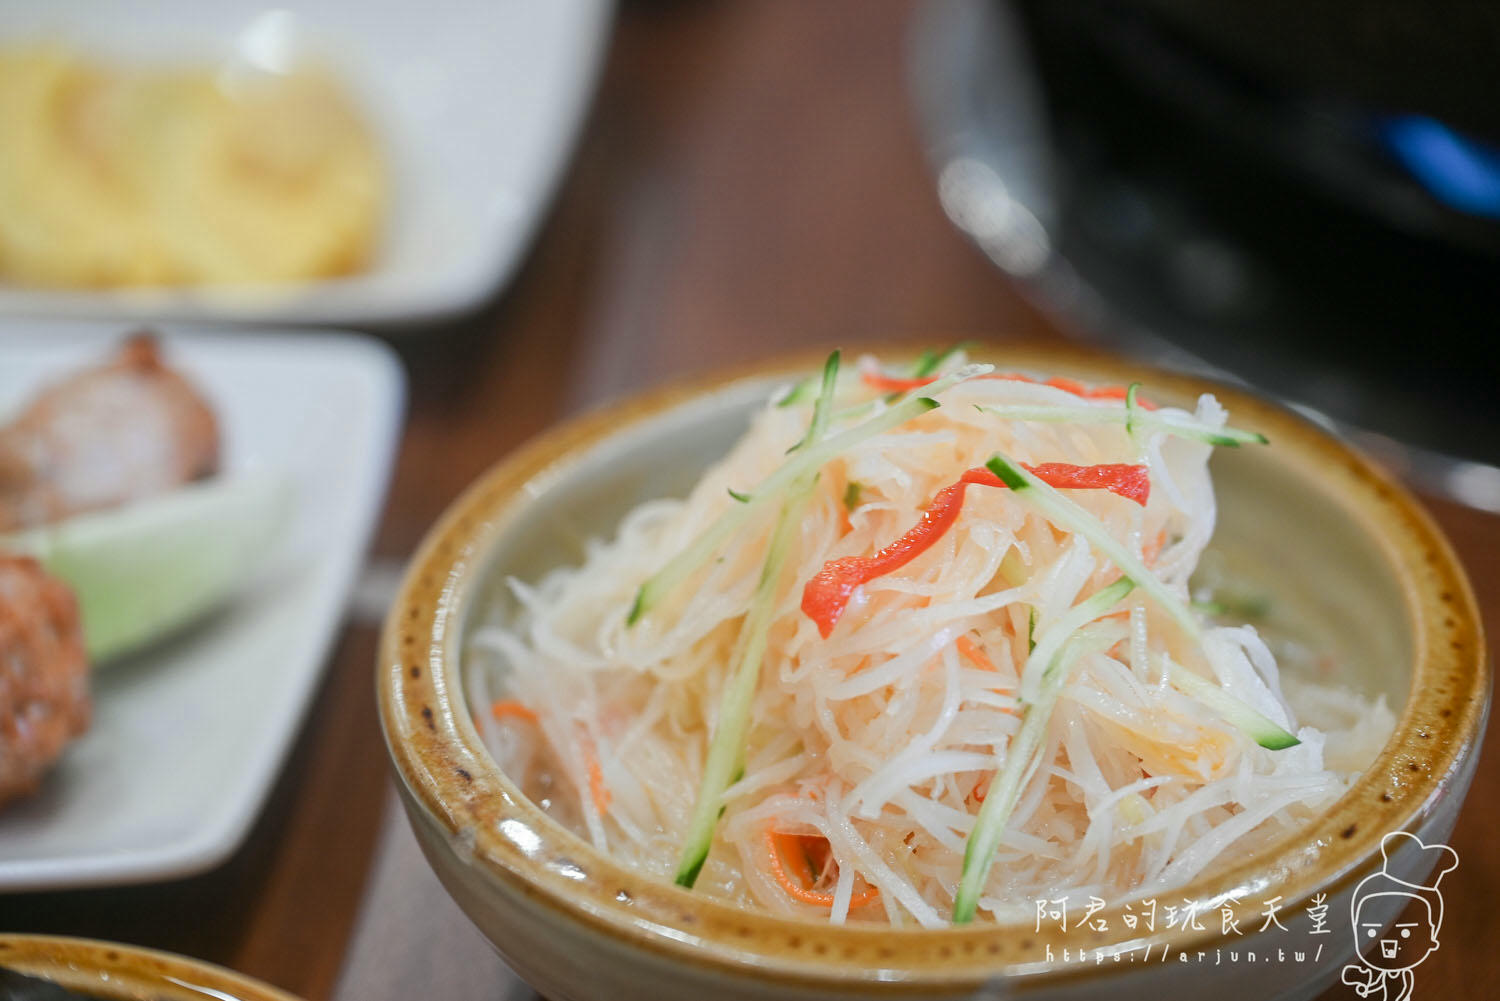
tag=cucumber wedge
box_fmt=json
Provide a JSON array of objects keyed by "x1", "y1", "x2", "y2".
[{"x1": 3, "y1": 473, "x2": 291, "y2": 664}]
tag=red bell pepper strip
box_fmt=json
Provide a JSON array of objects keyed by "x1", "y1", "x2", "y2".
[
  {"x1": 861, "y1": 372, "x2": 946, "y2": 393},
  {"x1": 860, "y1": 370, "x2": 1158, "y2": 409},
  {"x1": 801, "y1": 463, "x2": 1148, "y2": 637}
]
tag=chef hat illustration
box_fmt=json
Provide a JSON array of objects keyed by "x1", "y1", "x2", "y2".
[{"x1": 1351, "y1": 831, "x2": 1460, "y2": 933}]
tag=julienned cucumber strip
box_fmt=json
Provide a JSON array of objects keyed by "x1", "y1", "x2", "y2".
[
  {"x1": 978, "y1": 403, "x2": 1267, "y2": 447},
  {"x1": 953, "y1": 588, "x2": 1132, "y2": 924},
  {"x1": 983, "y1": 453, "x2": 1201, "y2": 641},
  {"x1": 1192, "y1": 593, "x2": 1272, "y2": 620},
  {"x1": 674, "y1": 481, "x2": 812, "y2": 887},
  {"x1": 1019, "y1": 577, "x2": 1136, "y2": 704},
  {"x1": 785, "y1": 351, "x2": 842, "y2": 453},
  {"x1": 775, "y1": 378, "x2": 814, "y2": 408},
  {"x1": 627, "y1": 363, "x2": 992, "y2": 625},
  {"x1": 1167, "y1": 661, "x2": 1300, "y2": 751},
  {"x1": 675, "y1": 353, "x2": 848, "y2": 887},
  {"x1": 912, "y1": 341, "x2": 973, "y2": 378},
  {"x1": 951, "y1": 633, "x2": 1108, "y2": 922},
  {"x1": 3, "y1": 473, "x2": 290, "y2": 663}
]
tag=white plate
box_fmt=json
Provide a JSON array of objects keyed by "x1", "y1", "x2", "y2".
[
  {"x1": 0, "y1": 0, "x2": 612, "y2": 327},
  {"x1": 0, "y1": 323, "x2": 404, "y2": 890}
]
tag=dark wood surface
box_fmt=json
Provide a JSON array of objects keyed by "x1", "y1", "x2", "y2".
[{"x1": 3, "y1": 3, "x2": 1495, "y2": 999}]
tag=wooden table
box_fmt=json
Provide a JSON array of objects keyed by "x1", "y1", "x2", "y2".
[{"x1": 3, "y1": 3, "x2": 1495, "y2": 998}]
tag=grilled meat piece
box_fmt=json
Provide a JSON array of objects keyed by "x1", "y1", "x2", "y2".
[{"x1": 0, "y1": 333, "x2": 219, "y2": 533}]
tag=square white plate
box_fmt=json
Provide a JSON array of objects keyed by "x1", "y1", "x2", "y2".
[
  {"x1": 0, "y1": 0, "x2": 612, "y2": 327},
  {"x1": 0, "y1": 322, "x2": 404, "y2": 890}
]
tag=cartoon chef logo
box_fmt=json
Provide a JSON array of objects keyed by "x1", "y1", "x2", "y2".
[{"x1": 1340, "y1": 831, "x2": 1459, "y2": 1000}]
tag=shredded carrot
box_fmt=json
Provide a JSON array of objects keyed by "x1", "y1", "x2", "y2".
[
  {"x1": 491, "y1": 700, "x2": 539, "y2": 724},
  {"x1": 972, "y1": 774, "x2": 992, "y2": 803},
  {"x1": 955, "y1": 635, "x2": 1016, "y2": 712},
  {"x1": 580, "y1": 733, "x2": 612, "y2": 815},
  {"x1": 1143, "y1": 529, "x2": 1168, "y2": 566},
  {"x1": 765, "y1": 828, "x2": 879, "y2": 909},
  {"x1": 775, "y1": 830, "x2": 817, "y2": 886},
  {"x1": 956, "y1": 634, "x2": 999, "y2": 673},
  {"x1": 957, "y1": 634, "x2": 1020, "y2": 719},
  {"x1": 1038, "y1": 375, "x2": 1089, "y2": 396}
]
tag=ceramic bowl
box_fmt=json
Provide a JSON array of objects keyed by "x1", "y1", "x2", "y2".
[
  {"x1": 378, "y1": 343, "x2": 1487, "y2": 1001},
  {"x1": 0, "y1": 935, "x2": 301, "y2": 1000}
]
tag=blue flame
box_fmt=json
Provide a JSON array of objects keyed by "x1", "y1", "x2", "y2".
[{"x1": 1382, "y1": 115, "x2": 1500, "y2": 220}]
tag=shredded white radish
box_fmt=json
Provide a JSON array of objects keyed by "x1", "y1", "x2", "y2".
[{"x1": 467, "y1": 351, "x2": 1395, "y2": 924}]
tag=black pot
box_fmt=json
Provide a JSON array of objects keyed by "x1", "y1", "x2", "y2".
[{"x1": 1008, "y1": 0, "x2": 1500, "y2": 461}]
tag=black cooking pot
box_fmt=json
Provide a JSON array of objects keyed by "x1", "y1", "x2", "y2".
[{"x1": 1009, "y1": 0, "x2": 1500, "y2": 461}]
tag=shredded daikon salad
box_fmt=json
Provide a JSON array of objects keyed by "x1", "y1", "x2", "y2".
[{"x1": 468, "y1": 348, "x2": 1394, "y2": 927}]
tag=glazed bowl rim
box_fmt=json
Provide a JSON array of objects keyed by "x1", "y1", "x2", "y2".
[
  {"x1": 0, "y1": 934, "x2": 302, "y2": 1000},
  {"x1": 378, "y1": 341, "x2": 1488, "y2": 990}
]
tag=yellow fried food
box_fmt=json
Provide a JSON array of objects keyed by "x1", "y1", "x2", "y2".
[{"x1": 0, "y1": 46, "x2": 384, "y2": 287}]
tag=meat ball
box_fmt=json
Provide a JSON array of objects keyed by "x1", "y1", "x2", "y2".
[{"x1": 0, "y1": 554, "x2": 89, "y2": 806}]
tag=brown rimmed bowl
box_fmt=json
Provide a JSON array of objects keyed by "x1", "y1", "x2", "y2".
[
  {"x1": 0, "y1": 935, "x2": 302, "y2": 1000},
  {"x1": 378, "y1": 343, "x2": 1487, "y2": 1001}
]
